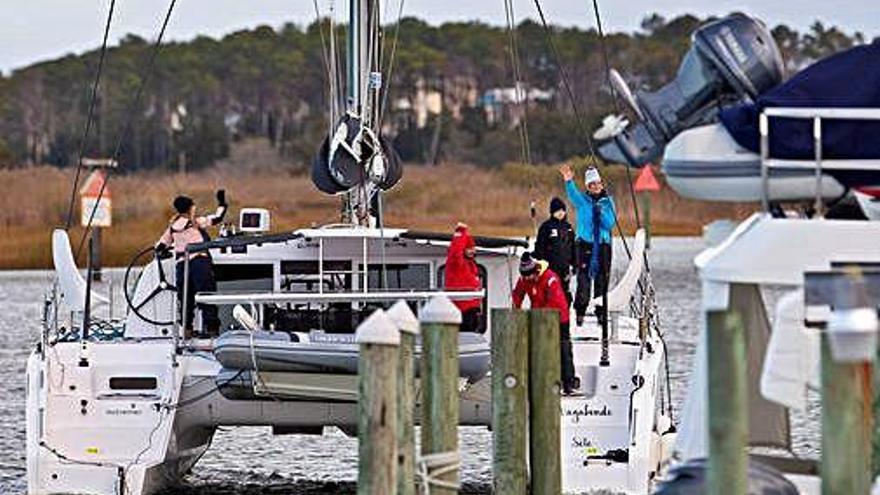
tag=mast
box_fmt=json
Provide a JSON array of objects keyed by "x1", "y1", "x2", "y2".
[
  {"x1": 313, "y1": 0, "x2": 399, "y2": 225},
  {"x1": 344, "y1": 0, "x2": 382, "y2": 226}
]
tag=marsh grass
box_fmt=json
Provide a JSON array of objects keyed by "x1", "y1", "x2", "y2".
[{"x1": 0, "y1": 162, "x2": 756, "y2": 269}]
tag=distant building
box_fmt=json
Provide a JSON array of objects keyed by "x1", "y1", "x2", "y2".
[{"x1": 481, "y1": 83, "x2": 554, "y2": 126}]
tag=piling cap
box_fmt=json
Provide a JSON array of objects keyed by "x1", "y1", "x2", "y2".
[
  {"x1": 355, "y1": 309, "x2": 400, "y2": 346},
  {"x1": 388, "y1": 300, "x2": 420, "y2": 335},
  {"x1": 419, "y1": 295, "x2": 462, "y2": 325}
]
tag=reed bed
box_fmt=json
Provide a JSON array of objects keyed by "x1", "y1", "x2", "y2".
[{"x1": 0, "y1": 162, "x2": 756, "y2": 269}]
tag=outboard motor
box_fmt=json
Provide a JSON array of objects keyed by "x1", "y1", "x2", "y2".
[
  {"x1": 596, "y1": 13, "x2": 784, "y2": 166},
  {"x1": 312, "y1": 113, "x2": 403, "y2": 195}
]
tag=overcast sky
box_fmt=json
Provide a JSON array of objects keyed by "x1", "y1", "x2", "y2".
[{"x1": 2, "y1": 0, "x2": 878, "y2": 74}]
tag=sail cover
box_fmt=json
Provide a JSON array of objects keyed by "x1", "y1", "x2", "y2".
[
  {"x1": 312, "y1": 114, "x2": 403, "y2": 195},
  {"x1": 719, "y1": 42, "x2": 880, "y2": 186}
]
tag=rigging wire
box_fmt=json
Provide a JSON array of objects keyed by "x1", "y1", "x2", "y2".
[
  {"x1": 530, "y1": 0, "x2": 634, "y2": 261},
  {"x1": 377, "y1": 0, "x2": 406, "y2": 130},
  {"x1": 76, "y1": 0, "x2": 178, "y2": 258},
  {"x1": 312, "y1": 0, "x2": 333, "y2": 112},
  {"x1": 587, "y1": 0, "x2": 671, "y2": 418},
  {"x1": 502, "y1": 0, "x2": 532, "y2": 166},
  {"x1": 63, "y1": 0, "x2": 117, "y2": 230},
  {"x1": 589, "y1": 0, "x2": 642, "y2": 230},
  {"x1": 530, "y1": 0, "x2": 599, "y2": 160}
]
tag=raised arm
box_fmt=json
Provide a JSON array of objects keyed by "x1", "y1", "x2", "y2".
[{"x1": 560, "y1": 161, "x2": 589, "y2": 210}]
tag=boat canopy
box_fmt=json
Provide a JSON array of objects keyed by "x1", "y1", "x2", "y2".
[{"x1": 720, "y1": 43, "x2": 880, "y2": 168}]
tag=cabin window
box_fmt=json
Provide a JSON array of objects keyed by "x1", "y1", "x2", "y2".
[
  {"x1": 109, "y1": 377, "x2": 157, "y2": 390},
  {"x1": 281, "y1": 260, "x2": 352, "y2": 292},
  {"x1": 361, "y1": 263, "x2": 431, "y2": 290}
]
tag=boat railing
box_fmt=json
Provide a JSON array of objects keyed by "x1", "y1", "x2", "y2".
[
  {"x1": 195, "y1": 289, "x2": 485, "y2": 306},
  {"x1": 759, "y1": 107, "x2": 880, "y2": 215}
]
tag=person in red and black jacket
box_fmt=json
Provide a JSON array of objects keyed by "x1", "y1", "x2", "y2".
[
  {"x1": 513, "y1": 252, "x2": 580, "y2": 395},
  {"x1": 444, "y1": 223, "x2": 484, "y2": 333}
]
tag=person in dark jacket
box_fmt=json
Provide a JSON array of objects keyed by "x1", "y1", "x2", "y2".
[
  {"x1": 155, "y1": 190, "x2": 228, "y2": 337},
  {"x1": 444, "y1": 223, "x2": 484, "y2": 333},
  {"x1": 534, "y1": 197, "x2": 576, "y2": 305},
  {"x1": 513, "y1": 252, "x2": 579, "y2": 394},
  {"x1": 559, "y1": 163, "x2": 616, "y2": 327}
]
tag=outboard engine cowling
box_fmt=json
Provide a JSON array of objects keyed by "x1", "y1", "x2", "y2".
[{"x1": 597, "y1": 13, "x2": 784, "y2": 167}]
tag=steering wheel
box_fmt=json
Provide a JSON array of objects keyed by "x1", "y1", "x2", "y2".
[{"x1": 124, "y1": 246, "x2": 177, "y2": 326}]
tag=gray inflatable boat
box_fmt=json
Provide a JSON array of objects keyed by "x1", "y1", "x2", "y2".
[{"x1": 213, "y1": 329, "x2": 491, "y2": 383}]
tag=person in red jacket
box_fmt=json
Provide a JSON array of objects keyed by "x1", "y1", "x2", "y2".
[
  {"x1": 513, "y1": 252, "x2": 580, "y2": 394},
  {"x1": 444, "y1": 223, "x2": 484, "y2": 333}
]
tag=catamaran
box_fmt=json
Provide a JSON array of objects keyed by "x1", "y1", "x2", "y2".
[{"x1": 25, "y1": 1, "x2": 674, "y2": 494}]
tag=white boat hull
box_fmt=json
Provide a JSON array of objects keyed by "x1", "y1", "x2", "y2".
[{"x1": 663, "y1": 124, "x2": 845, "y2": 202}]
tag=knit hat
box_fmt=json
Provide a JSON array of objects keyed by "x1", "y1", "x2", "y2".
[
  {"x1": 584, "y1": 167, "x2": 602, "y2": 185},
  {"x1": 549, "y1": 197, "x2": 566, "y2": 215},
  {"x1": 519, "y1": 252, "x2": 539, "y2": 276},
  {"x1": 173, "y1": 195, "x2": 194, "y2": 214}
]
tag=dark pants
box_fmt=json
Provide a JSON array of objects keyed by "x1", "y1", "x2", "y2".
[
  {"x1": 176, "y1": 256, "x2": 220, "y2": 336},
  {"x1": 461, "y1": 307, "x2": 483, "y2": 334},
  {"x1": 574, "y1": 241, "x2": 612, "y2": 322},
  {"x1": 560, "y1": 321, "x2": 576, "y2": 387}
]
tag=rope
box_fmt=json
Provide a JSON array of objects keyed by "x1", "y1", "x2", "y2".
[
  {"x1": 75, "y1": 0, "x2": 178, "y2": 258},
  {"x1": 63, "y1": 0, "x2": 117, "y2": 230},
  {"x1": 415, "y1": 451, "x2": 461, "y2": 494}
]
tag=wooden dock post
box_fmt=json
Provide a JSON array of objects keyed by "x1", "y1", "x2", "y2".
[
  {"x1": 821, "y1": 332, "x2": 873, "y2": 494},
  {"x1": 706, "y1": 309, "x2": 748, "y2": 495},
  {"x1": 418, "y1": 295, "x2": 461, "y2": 495},
  {"x1": 356, "y1": 309, "x2": 400, "y2": 495},
  {"x1": 491, "y1": 308, "x2": 529, "y2": 494},
  {"x1": 529, "y1": 309, "x2": 562, "y2": 495},
  {"x1": 388, "y1": 300, "x2": 420, "y2": 495}
]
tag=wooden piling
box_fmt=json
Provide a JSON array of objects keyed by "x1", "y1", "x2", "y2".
[
  {"x1": 529, "y1": 309, "x2": 562, "y2": 495},
  {"x1": 821, "y1": 334, "x2": 873, "y2": 495},
  {"x1": 356, "y1": 309, "x2": 400, "y2": 495},
  {"x1": 706, "y1": 309, "x2": 748, "y2": 495},
  {"x1": 388, "y1": 301, "x2": 420, "y2": 495},
  {"x1": 419, "y1": 296, "x2": 461, "y2": 495},
  {"x1": 491, "y1": 308, "x2": 529, "y2": 494},
  {"x1": 418, "y1": 296, "x2": 462, "y2": 495}
]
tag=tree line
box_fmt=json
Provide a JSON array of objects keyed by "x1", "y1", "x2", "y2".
[{"x1": 0, "y1": 13, "x2": 869, "y2": 171}]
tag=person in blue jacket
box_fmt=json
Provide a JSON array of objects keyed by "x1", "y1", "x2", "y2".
[{"x1": 559, "y1": 163, "x2": 616, "y2": 326}]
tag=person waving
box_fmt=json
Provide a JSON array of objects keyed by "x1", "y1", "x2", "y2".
[{"x1": 559, "y1": 163, "x2": 616, "y2": 327}]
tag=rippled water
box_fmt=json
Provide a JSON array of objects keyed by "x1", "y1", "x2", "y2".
[{"x1": 0, "y1": 238, "x2": 818, "y2": 494}]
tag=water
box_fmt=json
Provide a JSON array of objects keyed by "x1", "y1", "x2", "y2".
[{"x1": 0, "y1": 238, "x2": 818, "y2": 494}]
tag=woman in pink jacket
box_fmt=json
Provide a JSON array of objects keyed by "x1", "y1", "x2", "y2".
[{"x1": 155, "y1": 190, "x2": 227, "y2": 336}]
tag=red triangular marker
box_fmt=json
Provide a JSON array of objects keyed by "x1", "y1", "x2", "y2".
[
  {"x1": 633, "y1": 165, "x2": 661, "y2": 192},
  {"x1": 79, "y1": 169, "x2": 111, "y2": 198}
]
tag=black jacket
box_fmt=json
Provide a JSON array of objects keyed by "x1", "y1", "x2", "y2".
[{"x1": 534, "y1": 216, "x2": 575, "y2": 279}]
